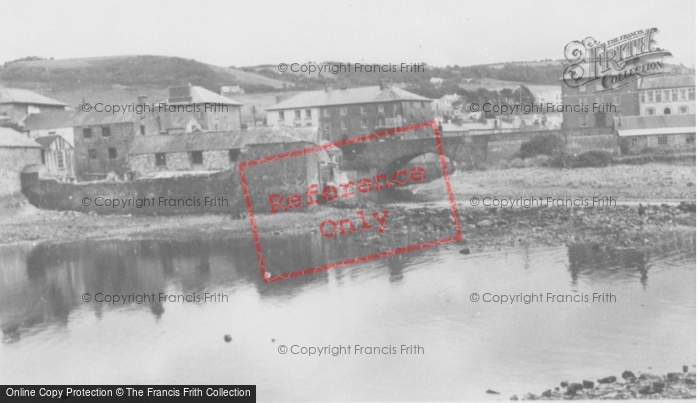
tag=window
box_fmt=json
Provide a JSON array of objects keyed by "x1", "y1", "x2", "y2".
[
  {"x1": 83, "y1": 128, "x2": 93, "y2": 138},
  {"x1": 595, "y1": 96, "x2": 602, "y2": 104},
  {"x1": 88, "y1": 149, "x2": 97, "y2": 160},
  {"x1": 663, "y1": 107, "x2": 671, "y2": 115},
  {"x1": 646, "y1": 108, "x2": 655, "y2": 116},
  {"x1": 295, "y1": 110, "x2": 301, "y2": 119},
  {"x1": 323, "y1": 122, "x2": 331, "y2": 131},
  {"x1": 612, "y1": 95, "x2": 621, "y2": 105},
  {"x1": 680, "y1": 106, "x2": 688, "y2": 114},
  {"x1": 639, "y1": 92, "x2": 645, "y2": 103},
  {"x1": 680, "y1": 89, "x2": 688, "y2": 100},
  {"x1": 579, "y1": 85, "x2": 586, "y2": 92},
  {"x1": 340, "y1": 120, "x2": 347, "y2": 130},
  {"x1": 229, "y1": 149, "x2": 241, "y2": 162},
  {"x1": 305, "y1": 109, "x2": 311, "y2": 118},
  {"x1": 56, "y1": 151, "x2": 65, "y2": 169},
  {"x1": 378, "y1": 117, "x2": 386, "y2": 127},
  {"x1": 578, "y1": 114, "x2": 587, "y2": 127},
  {"x1": 646, "y1": 91, "x2": 654, "y2": 103},
  {"x1": 108, "y1": 148, "x2": 117, "y2": 159},
  {"x1": 323, "y1": 108, "x2": 330, "y2": 117},
  {"x1": 630, "y1": 138, "x2": 639, "y2": 147},
  {"x1": 657, "y1": 136, "x2": 668, "y2": 146},
  {"x1": 378, "y1": 104, "x2": 385, "y2": 113},
  {"x1": 140, "y1": 125, "x2": 146, "y2": 135},
  {"x1": 654, "y1": 90, "x2": 662, "y2": 102},
  {"x1": 671, "y1": 89, "x2": 679, "y2": 101},
  {"x1": 686, "y1": 135, "x2": 695, "y2": 145},
  {"x1": 689, "y1": 88, "x2": 695, "y2": 100},
  {"x1": 663, "y1": 90, "x2": 670, "y2": 102},
  {"x1": 191, "y1": 151, "x2": 203, "y2": 164},
  {"x1": 360, "y1": 118, "x2": 367, "y2": 128},
  {"x1": 340, "y1": 107, "x2": 347, "y2": 116},
  {"x1": 155, "y1": 153, "x2": 166, "y2": 166},
  {"x1": 360, "y1": 106, "x2": 366, "y2": 114},
  {"x1": 102, "y1": 127, "x2": 111, "y2": 137},
  {"x1": 278, "y1": 111, "x2": 284, "y2": 120}
]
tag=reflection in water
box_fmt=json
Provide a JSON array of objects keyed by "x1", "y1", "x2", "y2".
[
  {"x1": 0, "y1": 234, "x2": 695, "y2": 400},
  {"x1": 567, "y1": 232, "x2": 695, "y2": 288}
]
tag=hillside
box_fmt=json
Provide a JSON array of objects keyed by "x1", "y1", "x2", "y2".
[{"x1": 0, "y1": 55, "x2": 293, "y2": 93}]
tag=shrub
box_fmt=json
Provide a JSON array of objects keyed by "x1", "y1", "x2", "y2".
[
  {"x1": 509, "y1": 158, "x2": 526, "y2": 169},
  {"x1": 573, "y1": 150, "x2": 613, "y2": 167},
  {"x1": 517, "y1": 134, "x2": 565, "y2": 159},
  {"x1": 535, "y1": 155, "x2": 551, "y2": 167}
]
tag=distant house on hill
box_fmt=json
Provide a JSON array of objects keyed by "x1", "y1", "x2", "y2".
[
  {"x1": 221, "y1": 85, "x2": 245, "y2": 96},
  {"x1": 161, "y1": 84, "x2": 243, "y2": 132},
  {"x1": 0, "y1": 127, "x2": 42, "y2": 195},
  {"x1": 0, "y1": 88, "x2": 68, "y2": 124}
]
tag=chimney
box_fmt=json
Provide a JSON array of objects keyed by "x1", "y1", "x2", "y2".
[
  {"x1": 325, "y1": 84, "x2": 333, "y2": 93},
  {"x1": 379, "y1": 80, "x2": 386, "y2": 91},
  {"x1": 137, "y1": 95, "x2": 147, "y2": 105}
]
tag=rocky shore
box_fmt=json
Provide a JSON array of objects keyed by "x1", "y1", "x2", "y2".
[
  {"x1": 0, "y1": 194, "x2": 695, "y2": 254},
  {"x1": 513, "y1": 367, "x2": 696, "y2": 400}
]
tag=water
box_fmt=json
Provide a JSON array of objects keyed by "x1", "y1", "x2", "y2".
[{"x1": 0, "y1": 233, "x2": 695, "y2": 401}]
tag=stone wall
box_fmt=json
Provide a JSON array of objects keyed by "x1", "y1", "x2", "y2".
[
  {"x1": 621, "y1": 132, "x2": 696, "y2": 154},
  {"x1": 129, "y1": 150, "x2": 235, "y2": 175},
  {"x1": 0, "y1": 147, "x2": 41, "y2": 196}
]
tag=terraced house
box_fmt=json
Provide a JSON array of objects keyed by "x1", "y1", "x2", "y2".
[
  {"x1": 638, "y1": 75, "x2": 695, "y2": 116},
  {"x1": 266, "y1": 83, "x2": 435, "y2": 141}
]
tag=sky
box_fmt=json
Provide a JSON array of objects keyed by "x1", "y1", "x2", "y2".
[{"x1": 0, "y1": 0, "x2": 696, "y2": 68}]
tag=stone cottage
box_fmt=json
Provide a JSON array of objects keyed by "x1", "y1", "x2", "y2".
[{"x1": 0, "y1": 127, "x2": 42, "y2": 196}]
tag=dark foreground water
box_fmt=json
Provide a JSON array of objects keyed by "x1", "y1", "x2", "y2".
[{"x1": 0, "y1": 232, "x2": 695, "y2": 401}]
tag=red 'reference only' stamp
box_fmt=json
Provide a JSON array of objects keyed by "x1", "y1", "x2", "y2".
[{"x1": 237, "y1": 120, "x2": 462, "y2": 283}]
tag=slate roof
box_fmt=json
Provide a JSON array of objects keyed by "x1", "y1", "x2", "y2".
[
  {"x1": 639, "y1": 75, "x2": 695, "y2": 90},
  {"x1": 0, "y1": 127, "x2": 41, "y2": 148},
  {"x1": 34, "y1": 135, "x2": 59, "y2": 149},
  {"x1": 23, "y1": 110, "x2": 79, "y2": 130},
  {"x1": 129, "y1": 126, "x2": 313, "y2": 155},
  {"x1": 266, "y1": 86, "x2": 431, "y2": 111},
  {"x1": 617, "y1": 114, "x2": 695, "y2": 136},
  {"x1": 166, "y1": 86, "x2": 243, "y2": 106},
  {"x1": 0, "y1": 88, "x2": 68, "y2": 107}
]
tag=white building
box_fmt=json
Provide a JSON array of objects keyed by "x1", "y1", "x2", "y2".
[{"x1": 639, "y1": 75, "x2": 695, "y2": 116}]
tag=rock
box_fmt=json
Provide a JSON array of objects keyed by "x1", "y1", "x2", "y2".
[
  {"x1": 509, "y1": 395, "x2": 518, "y2": 400},
  {"x1": 560, "y1": 381, "x2": 569, "y2": 388},
  {"x1": 477, "y1": 220, "x2": 492, "y2": 227},
  {"x1": 223, "y1": 334, "x2": 232, "y2": 342},
  {"x1": 683, "y1": 365, "x2": 688, "y2": 373},
  {"x1": 598, "y1": 376, "x2": 616, "y2": 384},
  {"x1": 582, "y1": 380, "x2": 595, "y2": 389},
  {"x1": 566, "y1": 383, "x2": 583, "y2": 395},
  {"x1": 652, "y1": 381, "x2": 665, "y2": 392},
  {"x1": 622, "y1": 371, "x2": 636, "y2": 381},
  {"x1": 459, "y1": 248, "x2": 470, "y2": 255},
  {"x1": 541, "y1": 389, "x2": 552, "y2": 398},
  {"x1": 485, "y1": 389, "x2": 499, "y2": 394}
]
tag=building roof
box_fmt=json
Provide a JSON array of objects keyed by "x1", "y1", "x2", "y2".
[
  {"x1": 166, "y1": 86, "x2": 243, "y2": 106},
  {"x1": 22, "y1": 110, "x2": 79, "y2": 130},
  {"x1": 129, "y1": 126, "x2": 313, "y2": 155},
  {"x1": 0, "y1": 88, "x2": 68, "y2": 107},
  {"x1": 639, "y1": 75, "x2": 695, "y2": 90},
  {"x1": 266, "y1": 86, "x2": 431, "y2": 111},
  {"x1": 0, "y1": 127, "x2": 41, "y2": 148},
  {"x1": 617, "y1": 114, "x2": 696, "y2": 137}
]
